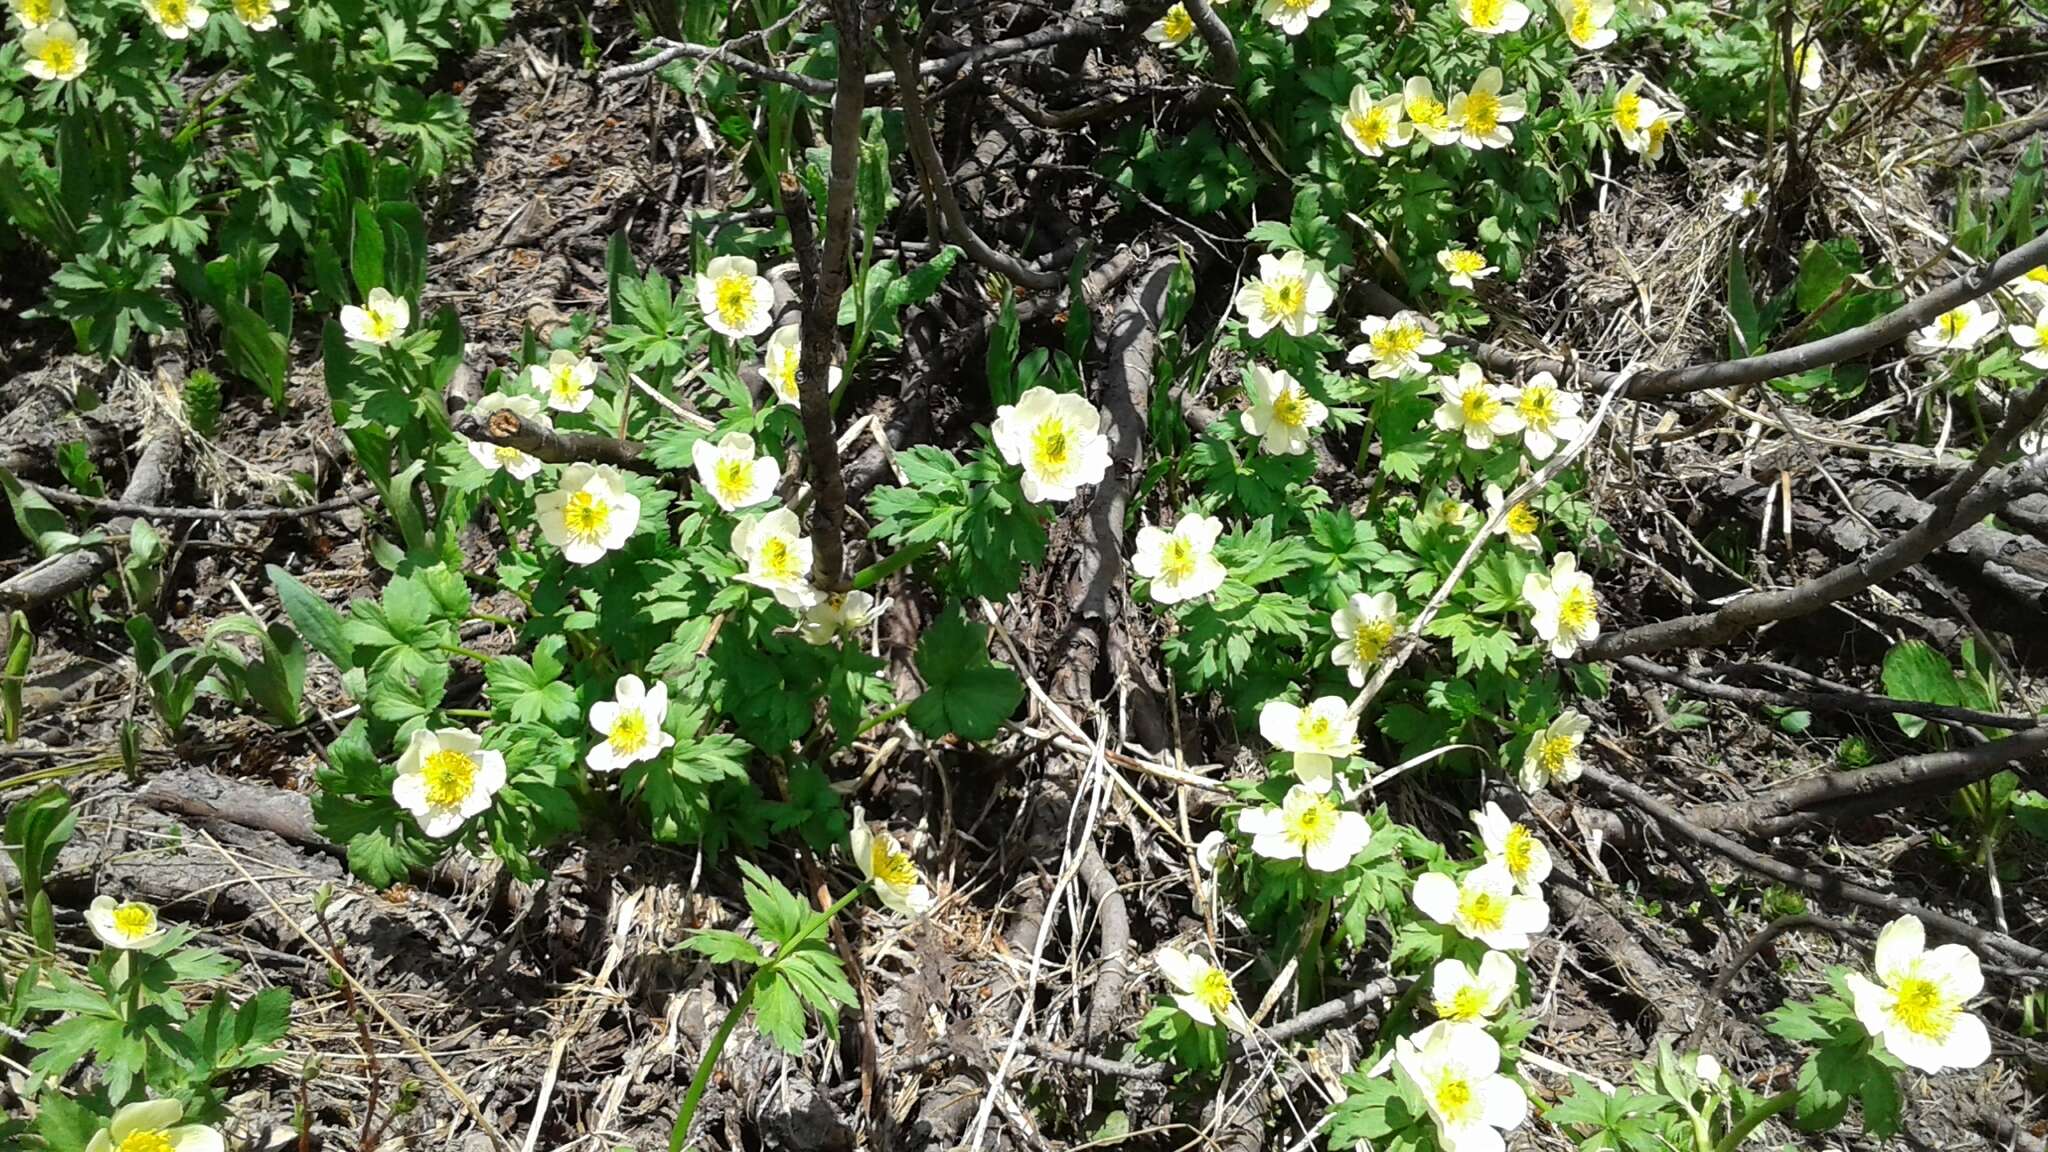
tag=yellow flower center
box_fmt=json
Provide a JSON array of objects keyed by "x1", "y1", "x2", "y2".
[
  {"x1": 21, "y1": 0, "x2": 54, "y2": 22},
  {"x1": 1460, "y1": 90, "x2": 1502, "y2": 136},
  {"x1": 111, "y1": 904, "x2": 156, "y2": 939},
  {"x1": 2028, "y1": 266, "x2": 2048, "y2": 286},
  {"x1": 1030, "y1": 418, "x2": 1073, "y2": 476},
  {"x1": 1161, "y1": 4, "x2": 1193, "y2": 40},
  {"x1": 1647, "y1": 117, "x2": 1671, "y2": 151},
  {"x1": 760, "y1": 535, "x2": 802, "y2": 582},
  {"x1": 1352, "y1": 618, "x2": 1394, "y2": 665},
  {"x1": 713, "y1": 457, "x2": 755, "y2": 505},
  {"x1": 1889, "y1": 975, "x2": 1957, "y2": 1040},
  {"x1": 366, "y1": 310, "x2": 398, "y2": 342},
  {"x1": 870, "y1": 838, "x2": 917, "y2": 889},
  {"x1": 422, "y1": 748, "x2": 478, "y2": 809},
  {"x1": 563, "y1": 490, "x2": 612, "y2": 543},
  {"x1": 714, "y1": 275, "x2": 757, "y2": 330},
  {"x1": 1503, "y1": 824, "x2": 1537, "y2": 881},
  {"x1": 118, "y1": 1132, "x2": 176, "y2": 1152},
  {"x1": 233, "y1": 0, "x2": 269, "y2": 20},
  {"x1": 1557, "y1": 585, "x2": 1598, "y2": 634},
  {"x1": 1938, "y1": 309, "x2": 1969, "y2": 340},
  {"x1": 1409, "y1": 95, "x2": 1448, "y2": 129},
  {"x1": 1160, "y1": 537, "x2": 1198, "y2": 584},
  {"x1": 1194, "y1": 967, "x2": 1236, "y2": 1014},
  {"x1": 772, "y1": 355, "x2": 799, "y2": 400},
  {"x1": 608, "y1": 709, "x2": 649, "y2": 756},
  {"x1": 1447, "y1": 250, "x2": 1487, "y2": 276},
  {"x1": 1517, "y1": 385, "x2": 1558, "y2": 429},
  {"x1": 1372, "y1": 323, "x2": 1425, "y2": 362},
  {"x1": 1271, "y1": 384, "x2": 1311, "y2": 429},
  {"x1": 551, "y1": 367, "x2": 584, "y2": 403},
  {"x1": 1537, "y1": 733, "x2": 1577, "y2": 779},
  {"x1": 1614, "y1": 91, "x2": 1642, "y2": 133},
  {"x1": 1276, "y1": 0, "x2": 1317, "y2": 12},
  {"x1": 1458, "y1": 886, "x2": 1507, "y2": 933},
  {"x1": 1505, "y1": 503, "x2": 1538, "y2": 536},
  {"x1": 1466, "y1": 0, "x2": 1505, "y2": 26},
  {"x1": 38, "y1": 37, "x2": 77, "y2": 73},
  {"x1": 1348, "y1": 107, "x2": 1391, "y2": 149},
  {"x1": 493, "y1": 446, "x2": 527, "y2": 468},
  {"x1": 1282, "y1": 795, "x2": 1340, "y2": 850},
  {"x1": 1298, "y1": 713, "x2": 1335, "y2": 747},
  {"x1": 1433, "y1": 1073, "x2": 1478, "y2": 1123},
  {"x1": 1442, "y1": 985, "x2": 1489, "y2": 1021},
  {"x1": 155, "y1": 0, "x2": 188, "y2": 24},
  {"x1": 1460, "y1": 387, "x2": 1501, "y2": 427},
  {"x1": 1260, "y1": 276, "x2": 1306, "y2": 320}
]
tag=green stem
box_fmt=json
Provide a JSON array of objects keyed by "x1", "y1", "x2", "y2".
[
  {"x1": 849, "y1": 539, "x2": 936, "y2": 590},
  {"x1": 855, "y1": 699, "x2": 913, "y2": 737},
  {"x1": 441, "y1": 644, "x2": 494, "y2": 664},
  {"x1": 443, "y1": 707, "x2": 492, "y2": 720},
  {"x1": 468, "y1": 611, "x2": 518, "y2": 628},
  {"x1": 1713, "y1": 1088, "x2": 1799, "y2": 1152}
]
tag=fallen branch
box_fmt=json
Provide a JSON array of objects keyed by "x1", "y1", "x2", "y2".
[
  {"x1": 27, "y1": 482, "x2": 375, "y2": 522},
  {"x1": 1579, "y1": 762, "x2": 2048, "y2": 966},
  {"x1": 1619, "y1": 654, "x2": 2039, "y2": 732},
  {"x1": 1077, "y1": 843, "x2": 1133, "y2": 1042},
  {"x1": 0, "y1": 433, "x2": 182, "y2": 612},
  {"x1": 453, "y1": 410, "x2": 653, "y2": 474},
  {"x1": 1682, "y1": 727, "x2": 2048, "y2": 834}
]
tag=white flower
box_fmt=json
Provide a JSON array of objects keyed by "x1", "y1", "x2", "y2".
[
  {"x1": 1330, "y1": 591, "x2": 1399, "y2": 688},
  {"x1": 1433, "y1": 363, "x2": 1523, "y2": 451},
  {"x1": 1431, "y1": 951, "x2": 1519, "y2": 1022},
  {"x1": 530, "y1": 349, "x2": 598, "y2": 413},
  {"x1": 1639, "y1": 106, "x2": 1684, "y2": 164},
  {"x1": 142, "y1": 0, "x2": 208, "y2": 39},
  {"x1": 9, "y1": 0, "x2": 64, "y2": 30},
  {"x1": 1473, "y1": 801, "x2": 1551, "y2": 895},
  {"x1": 1258, "y1": 0, "x2": 1328, "y2": 36},
  {"x1": 85, "y1": 1099, "x2": 225, "y2": 1152},
  {"x1": 991, "y1": 386, "x2": 1111, "y2": 503},
  {"x1": 1910, "y1": 300, "x2": 2000, "y2": 354},
  {"x1": 695, "y1": 254, "x2": 775, "y2": 339},
  {"x1": 1793, "y1": 32, "x2": 1824, "y2": 91},
  {"x1": 465, "y1": 393, "x2": 549, "y2": 480},
  {"x1": 1522, "y1": 551, "x2": 1600, "y2": 658},
  {"x1": 1721, "y1": 179, "x2": 1763, "y2": 217},
  {"x1": 1258, "y1": 696, "x2": 1360, "y2": 787},
  {"x1": 762, "y1": 323, "x2": 841, "y2": 407},
  {"x1": 1338, "y1": 86, "x2": 1413, "y2": 158},
  {"x1": 2013, "y1": 265, "x2": 2048, "y2": 302},
  {"x1": 229, "y1": 0, "x2": 286, "y2": 30},
  {"x1": 692, "y1": 431, "x2": 782, "y2": 512},
  {"x1": 340, "y1": 287, "x2": 411, "y2": 347},
  {"x1": 1133, "y1": 512, "x2": 1228, "y2": 604},
  {"x1": 87, "y1": 895, "x2": 169, "y2": 951},
  {"x1": 535, "y1": 463, "x2": 639, "y2": 565},
  {"x1": 1556, "y1": 0, "x2": 1616, "y2": 48},
  {"x1": 1501, "y1": 370, "x2": 1586, "y2": 460},
  {"x1": 1393, "y1": 1021, "x2": 1530, "y2": 1152},
  {"x1": 1520, "y1": 710, "x2": 1590, "y2": 791},
  {"x1": 732, "y1": 506, "x2": 819, "y2": 608},
  {"x1": 1233, "y1": 250, "x2": 1336, "y2": 339},
  {"x1": 392, "y1": 728, "x2": 507, "y2": 839},
  {"x1": 1196, "y1": 829, "x2": 1231, "y2": 871},
  {"x1": 1485, "y1": 484, "x2": 1541, "y2": 553},
  {"x1": 1612, "y1": 73, "x2": 1660, "y2": 152},
  {"x1": 1426, "y1": 491, "x2": 1477, "y2": 531},
  {"x1": 1457, "y1": 0, "x2": 1530, "y2": 36},
  {"x1": 1845, "y1": 915, "x2": 1991, "y2": 1074},
  {"x1": 586, "y1": 674, "x2": 675, "y2": 773},
  {"x1": 1404, "y1": 77, "x2": 1463, "y2": 148},
  {"x1": 1146, "y1": 2, "x2": 1195, "y2": 45},
  {"x1": 1237, "y1": 784, "x2": 1371, "y2": 872},
  {"x1": 1412, "y1": 861, "x2": 1550, "y2": 950},
  {"x1": 2011, "y1": 306, "x2": 2048, "y2": 370},
  {"x1": 1438, "y1": 248, "x2": 1498, "y2": 290},
  {"x1": 798, "y1": 590, "x2": 890, "y2": 646},
  {"x1": 1156, "y1": 946, "x2": 1252, "y2": 1033},
  {"x1": 1688, "y1": 1052, "x2": 1724, "y2": 1088},
  {"x1": 1240, "y1": 364, "x2": 1329, "y2": 455},
  {"x1": 21, "y1": 18, "x2": 86, "y2": 80},
  {"x1": 1347, "y1": 311, "x2": 1447, "y2": 378},
  {"x1": 851, "y1": 805, "x2": 934, "y2": 917},
  {"x1": 1448, "y1": 68, "x2": 1527, "y2": 151}
]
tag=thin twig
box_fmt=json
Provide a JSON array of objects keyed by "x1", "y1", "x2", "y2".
[{"x1": 25, "y1": 483, "x2": 376, "y2": 522}]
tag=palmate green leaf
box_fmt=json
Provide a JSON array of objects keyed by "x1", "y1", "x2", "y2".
[
  {"x1": 681, "y1": 929, "x2": 765, "y2": 967},
  {"x1": 736, "y1": 858, "x2": 807, "y2": 946},
  {"x1": 906, "y1": 603, "x2": 1023, "y2": 742},
  {"x1": 1880, "y1": 639, "x2": 1962, "y2": 738},
  {"x1": 486, "y1": 636, "x2": 578, "y2": 725},
  {"x1": 32, "y1": 1090, "x2": 103, "y2": 1150},
  {"x1": 753, "y1": 971, "x2": 807, "y2": 1054}
]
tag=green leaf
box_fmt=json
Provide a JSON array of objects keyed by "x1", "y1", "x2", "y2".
[
  {"x1": 753, "y1": 971, "x2": 807, "y2": 1054},
  {"x1": 736, "y1": 858, "x2": 807, "y2": 945},
  {"x1": 681, "y1": 929, "x2": 766, "y2": 967},
  {"x1": 486, "y1": 638, "x2": 579, "y2": 725},
  {"x1": 268, "y1": 565, "x2": 353, "y2": 670},
  {"x1": 1881, "y1": 640, "x2": 1962, "y2": 738},
  {"x1": 234, "y1": 986, "x2": 293, "y2": 1050},
  {"x1": 32, "y1": 1090, "x2": 103, "y2": 1151},
  {"x1": 906, "y1": 603, "x2": 1023, "y2": 742}
]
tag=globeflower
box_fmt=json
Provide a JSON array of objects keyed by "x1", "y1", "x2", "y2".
[
  {"x1": 1258, "y1": 0, "x2": 1328, "y2": 37},
  {"x1": 230, "y1": 0, "x2": 286, "y2": 29},
  {"x1": 531, "y1": 349, "x2": 598, "y2": 413},
  {"x1": 1502, "y1": 370, "x2": 1586, "y2": 460},
  {"x1": 1237, "y1": 784, "x2": 1371, "y2": 872},
  {"x1": 2010, "y1": 306, "x2": 2048, "y2": 370},
  {"x1": 732, "y1": 507, "x2": 819, "y2": 608},
  {"x1": 1556, "y1": 0, "x2": 1616, "y2": 49},
  {"x1": 851, "y1": 806, "x2": 934, "y2": 917},
  {"x1": 9, "y1": 0, "x2": 64, "y2": 30},
  {"x1": 1448, "y1": 68, "x2": 1527, "y2": 151},
  {"x1": 88, "y1": 895, "x2": 169, "y2": 951},
  {"x1": 1910, "y1": 300, "x2": 1999, "y2": 354},
  {"x1": 761, "y1": 323, "x2": 841, "y2": 407},
  {"x1": 585, "y1": 674, "x2": 676, "y2": 773},
  {"x1": 1132, "y1": 512, "x2": 1228, "y2": 604},
  {"x1": 695, "y1": 255, "x2": 775, "y2": 339},
  {"x1": 1611, "y1": 73, "x2": 1659, "y2": 151},
  {"x1": 392, "y1": 728, "x2": 507, "y2": 839},
  {"x1": 1412, "y1": 861, "x2": 1550, "y2": 950},
  {"x1": 1793, "y1": 31, "x2": 1824, "y2": 91},
  {"x1": 1146, "y1": 2, "x2": 1194, "y2": 46},
  {"x1": 1156, "y1": 946, "x2": 1252, "y2": 1034},
  {"x1": 464, "y1": 393, "x2": 549, "y2": 481},
  {"x1": 1393, "y1": 1021, "x2": 1530, "y2": 1152},
  {"x1": 1347, "y1": 311, "x2": 1446, "y2": 379},
  {"x1": 536, "y1": 463, "x2": 639, "y2": 565},
  {"x1": 142, "y1": 0, "x2": 208, "y2": 39},
  {"x1": 1240, "y1": 364, "x2": 1328, "y2": 456},
  {"x1": 1329, "y1": 591, "x2": 1399, "y2": 687},
  {"x1": 1845, "y1": 915, "x2": 1991, "y2": 1074},
  {"x1": 1404, "y1": 77, "x2": 1462, "y2": 148},
  {"x1": 1437, "y1": 248, "x2": 1497, "y2": 290},
  {"x1": 340, "y1": 287, "x2": 411, "y2": 347},
  {"x1": 799, "y1": 590, "x2": 890, "y2": 646},
  {"x1": 1338, "y1": 86, "x2": 1412, "y2": 158},
  {"x1": 1257, "y1": 695, "x2": 1360, "y2": 787},
  {"x1": 1473, "y1": 801, "x2": 1551, "y2": 895},
  {"x1": 1456, "y1": 0, "x2": 1530, "y2": 37},
  {"x1": 692, "y1": 431, "x2": 782, "y2": 512},
  {"x1": 1431, "y1": 950, "x2": 1518, "y2": 1022},
  {"x1": 991, "y1": 386, "x2": 1111, "y2": 503},
  {"x1": 1519, "y1": 710, "x2": 1590, "y2": 791},
  {"x1": 1721, "y1": 179, "x2": 1763, "y2": 217},
  {"x1": 1522, "y1": 551, "x2": 1599, "y2": 658},
  {"x1": 84, "y1": 1100, "x2": 224, "y2": 1152},
  {"x1": 1233, "y1": 250, "x2": 1335, "y2": 339},
  {"x1": 1432, "y1": 363, "x2": 1522, "y2": 451},
  {"x1": 1484, "y1": 484, "x2": 1540, "y2": 552}
]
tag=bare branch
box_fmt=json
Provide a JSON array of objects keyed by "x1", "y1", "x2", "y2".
[
  {"x1": 1182, "y1": 0, "x2": 1239, "y2": 83},
  {"x1": 1618, "y1": 654, "x2": 2039, "y2": 733},
  {"x1": 454, "y1": 410, "x2": 653, "y2": 474}
]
